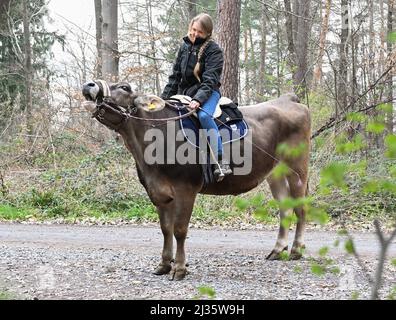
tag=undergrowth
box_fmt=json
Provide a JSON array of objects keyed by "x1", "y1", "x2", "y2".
[{"x1": 0, "y1": 128, "x2": 394, "y2": 229}]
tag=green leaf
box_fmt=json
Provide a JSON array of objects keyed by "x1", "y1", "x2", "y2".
[
  {"x1": 351, "y1": 291, "x2": 360, "y2": 300},
  {"x1": 279, "y1": 198, "x2": 297, "y2": 210},
  {"x1": 365, "y1": 179, "x2": 396, "y2": 194},
  {"x1": 336, "y1": 134, "x2": 366, "y2": 154},
  {"x1": 381, "y1": 180, "x2": 396, "y2": 194},
  {"x1": 320, "y1": 163, "x2": 349, "y2": 192},
  {"x1": 333, "y1": 239, "x2": 340, "y2": 247},
  {"x1": 388, "y1": 32, "x2": 396, "y2": 43},
  {"x1": 253, "y1": 207, "x2": 270, "y2": 221},
  {"x1": 391, "y1": 259, "x2": 396, "y2": 267},
  {"x1": 314, "y1": 137, "x2": 325, "y2": 149},
  {"x1": 330, "y1": 266, "x2": 340, "y2": 275},
  {"x1": 293, "y1": 266, "x2": 303, "y2": 273},
  {"x1": 311, "y1": 263, "x2": 325, "y2": 276},
  {"x1": 363, "y1": 180, "x2": 380, "y2": 194},
  {"x1": 389, "y1": 165, "x2": 396, "y2": 178},
  {"x1": 281, "y1": 214, "x2": 297, "y2": 229},
  {"x1": 307, "y1": 207, "x2": 329, "y2": 225},
  {"x1": 387, "y1": 287, "x2": 396, "y2": 300},
  {"x1": 276, "y1": 142, "x2": 307, "y2": 159},
  {"x1": 319, "y1": 246, "x2": 329, "y2": 257},
  {"x1": 272, "y1": 162, "x2": 291, "y2": 179},
  {"x1": 346, "y1": 112, "x2": 367, "y2": 123},
  {"x1": 350, "y1": 160, "x2": 367, "y2": 177},
  {"x1": 385, "y1": 135, "x2": 396, "y2": 159},
  {"x1": 337, "y1": 229, "x2": 348, "y2": 236},
  {"x1": 250, "y1": 194, "x2": 264, "y2": 207},
  {"x1": 345, "y1": 239, "x2": 355, "y2": 254},
  {"x1": 235, "y1": 198, "x2": 249, "y2": 211},
  {"x1": 197, "y1": 286, "x2": 216, "y2": 299},
  {"x1": 366, "y1": 122, "x2": 386, "y2": 134},
  {"x1": 377, "y1": 103, "x2": 393, "y2": 113},
  {"x1": 280, "y1": 251, "x2": 290, "y2": 261}
]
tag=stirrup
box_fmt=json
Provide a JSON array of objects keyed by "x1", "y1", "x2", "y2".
[{"x1": 213, "y1": 161, "x2": 232, "y2": 182}]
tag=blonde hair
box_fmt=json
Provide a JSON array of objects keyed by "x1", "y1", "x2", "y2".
[{"x1": 188, "y1": 13, "x2": 215, "y2": 82}]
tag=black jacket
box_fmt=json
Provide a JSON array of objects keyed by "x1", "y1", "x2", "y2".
[{"x1": 161, "y1": 36, "x2": 224, "y2": 105}]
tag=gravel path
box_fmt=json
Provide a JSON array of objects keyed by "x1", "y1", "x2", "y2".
[{"x1": 0, "y1": 223, "x2": 395, "y2": 300}]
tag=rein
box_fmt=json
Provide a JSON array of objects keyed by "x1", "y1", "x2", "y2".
[{"x1": 92, "y1": 99, "x2": 196, "y2": 130}]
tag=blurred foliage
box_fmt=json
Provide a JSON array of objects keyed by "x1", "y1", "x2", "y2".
[{"x1": 194, "y1": 285, "x2": 216, "y2": 300}]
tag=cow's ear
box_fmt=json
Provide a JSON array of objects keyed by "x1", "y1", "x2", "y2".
[{"x1": 134, "y1": 95, "x2": 166, "y2": 112}]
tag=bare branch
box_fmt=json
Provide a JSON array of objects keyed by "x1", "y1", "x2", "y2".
[
  {"x1": 371, "y1": 220, "x2": 396, "y2": 300},
  {"x1": 311, "y1": 62, "x2": 396, "y2": 139}
]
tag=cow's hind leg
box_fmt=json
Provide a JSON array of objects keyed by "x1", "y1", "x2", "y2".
[
  {"x1": 266, "y1": 176, "x2": 293, "y2": 260},
  {"x1": 287, "y1": 173, "x2": 308, "y2": 260}
]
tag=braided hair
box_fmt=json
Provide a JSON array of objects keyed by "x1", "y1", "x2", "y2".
[{"x1": 193, "y1": 38, "x2": 213, "y2": 82}]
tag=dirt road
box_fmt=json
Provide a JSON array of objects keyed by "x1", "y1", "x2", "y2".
[{"x1": 0, "y1": 223, "x2": 395, "y2": 300}]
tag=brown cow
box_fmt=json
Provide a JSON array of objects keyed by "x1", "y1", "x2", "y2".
[{"x1": 82, "y1": 80, "x2": 311, "y2": 280}]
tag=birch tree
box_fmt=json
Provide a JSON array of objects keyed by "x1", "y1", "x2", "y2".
[
  {"x1": 102, "y1": 0, "x2": 119, "y2": 81},
  {"x1": 94, "y1": 0, "x2": 103, "y2": 79}
]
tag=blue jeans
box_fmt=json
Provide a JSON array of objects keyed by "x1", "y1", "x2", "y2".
[{"x1": 197, "y1": 91, "x2": 223, "y2": 160}]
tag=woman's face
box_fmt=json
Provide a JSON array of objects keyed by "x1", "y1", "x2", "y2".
[{"x1": 189, "y1": 21, "x2": 207, "y2": 43}]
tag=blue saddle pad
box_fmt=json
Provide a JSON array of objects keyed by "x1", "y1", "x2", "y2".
[{"x1": 178, "y1": 109, "x2": 249, "y2": 149}]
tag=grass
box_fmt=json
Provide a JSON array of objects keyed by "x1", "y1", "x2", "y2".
[
  {"x1": 0, "y1": 291, "x2": 15, "y2": 300},
  {"x1": 0, "y1": 204, "x2": 37, "y2": 220}
]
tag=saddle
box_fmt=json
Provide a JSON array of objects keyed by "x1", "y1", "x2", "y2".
[
  {"x1": 170, "y1": 95, "x2": 248, "y2": 186},
  {"x1": 170, "y1": 95, "x2": 243, "y2": 122}
]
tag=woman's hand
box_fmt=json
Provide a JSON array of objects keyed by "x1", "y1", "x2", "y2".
[{"x1": 189, "y1": 100, "x2": 201, "y2": 110}]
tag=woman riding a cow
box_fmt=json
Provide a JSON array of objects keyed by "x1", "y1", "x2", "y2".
[{"x1": 161, "y1": 13, "x2": 232, "y2": 181}]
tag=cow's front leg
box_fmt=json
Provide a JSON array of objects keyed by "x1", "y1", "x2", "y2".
[
  {"x1": 153, "y1": 202, "x2": 175, "y2": 275},
  {"x1": 171, "y1": 192, "x2": 197, "y2": 280}
]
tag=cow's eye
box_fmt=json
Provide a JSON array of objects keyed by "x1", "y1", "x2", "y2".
[{"x1": 120, "y1": 85, "x2": 131, "y2": 92}]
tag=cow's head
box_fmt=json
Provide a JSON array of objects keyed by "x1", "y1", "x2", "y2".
[{"x1": 81, "y1": 80, "x2": 166, "y2": 130}]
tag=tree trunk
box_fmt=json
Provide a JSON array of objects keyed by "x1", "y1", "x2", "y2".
[
  {"x1": 136, "y1": 7, "x2": 143, "y2": 91},
  {"x1": 146, "y1": 0, "x2": 161, "y2": 95},
  {"x1": 338, "y1": 0, "x2": 349, "y2": 112},
  {"x1": 293, "y1": 0, "x2": 312, "y2": 100},
  {"x1": 94, "y1": 0, "x2": 102, "y2": 79},
  {"x1": 313, "y1": 0, "x2": 331, "y2": 87},
  {"x1": 102, "y1": 0, "x2": 119, "y2": 82},
  {"x1": 187, "y1": 0, "x2": 197, "y2": 21},
  {"x1": 258, "y1": 2, "x2": 267, "y2": 99},
  {"x1": 284, "y1": 0, "x2": 312, "y2": 101},
  {"x1": 276, "y1": 9, "x2": 281, "y2": 97},
  {"x1": 369, "y1": 0, "x2": 375, "y2": 87},
  {"x1": 388, "y1": 0, "x2": 395, "y2": 133},
  {"x1": 244, "y1": 29, "x2": 250, "y2": 104},
  {"x1": 216, "y1": 0, "x2": 241, "y2": 102},
  {"x1": 380, "y1": 0, "x2": 386, "y2": 80},
  {"x1": 248, "y1": 24, "x2": 257, "y2": 102},
  {"x1": 23, "y1": 0, "x2": 33, "y2": 142},
  {"x1": 284, "y1": 0, "x2": 296, "y2": 64}
]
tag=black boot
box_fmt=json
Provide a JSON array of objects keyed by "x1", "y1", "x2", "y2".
[{"x1": 213, "y1": 158, "x2": 232, "y2": 182}]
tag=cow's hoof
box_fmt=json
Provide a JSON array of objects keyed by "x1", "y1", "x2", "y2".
[
  {"x1": 153, "y1": 263, "x2": 172, "y2": 275},
  {"x1": 266, "y1": 246, "x2": 288, "y2": 260},
  {"x1": 290, "y1": 246, "x2": 305, "y2": 260},
  {"x1": 169, "y1": 267, "x2": 187, "y2": 281}
]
